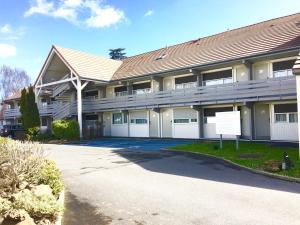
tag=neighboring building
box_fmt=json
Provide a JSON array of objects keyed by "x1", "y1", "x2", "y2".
[{"x1": 3, "y1": 13, "x2": 300, "y2": 141}]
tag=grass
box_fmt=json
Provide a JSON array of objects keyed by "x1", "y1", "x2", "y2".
[{"x1": 170, "y1": 141, "x2": 300, "y2": 179}]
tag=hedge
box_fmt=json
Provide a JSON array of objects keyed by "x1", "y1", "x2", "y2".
[{"x1": 51, "y1": 120, "x2": 79, "y2": 140}]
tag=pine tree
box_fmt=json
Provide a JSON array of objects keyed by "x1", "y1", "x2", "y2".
[
  {"x1": 109, "y1": 48, "x2": 127, "y2": 60},
  {"x1": 19, "y1": 85, "x2": 40, "y2": 131}
]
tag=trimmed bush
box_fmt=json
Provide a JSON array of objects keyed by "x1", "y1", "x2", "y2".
[
  {"x1": 13, "y1": 189, "x2": 63, "y2": 219},
  {"x1": 37, "y1": 160, "x2": 64, "y2": 197},
  {"x1": 52, "y1": 120, "x2": 80, "y2": 140}
]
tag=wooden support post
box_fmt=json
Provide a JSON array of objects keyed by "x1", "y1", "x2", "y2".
[{"x1": 76, "y1": 76, "x2": 83, "y2": 138}]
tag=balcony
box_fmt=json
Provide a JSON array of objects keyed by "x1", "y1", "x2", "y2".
[
  {"x1": 82, "y1": 77, "x2": 296, "y2": 113},
  {"x1": 273, "y1": 69, "x2": 293, "y2": 78},
  {"x1": 4, "y1": 104, "x2": 55, "y2": 119}
]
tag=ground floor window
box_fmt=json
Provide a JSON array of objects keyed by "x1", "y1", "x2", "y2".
[
  {"x1": 174, "y1": 118, "x2": 197, "y2": 123},
  {"x1": 274, "y1": 103, "x2": 297, "y2": 123},
  {"x1": 112, "y1": 113, "x2": 127, "y2": 124},
  {"x1": 131, "y1": 118, "x2": 147, "y2": 124}
]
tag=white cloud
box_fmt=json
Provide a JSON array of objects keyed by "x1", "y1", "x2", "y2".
[
  {"x1": 24, "y1": 0, "x2": 126, "y2": 28},
  {"x1": 85, "y1": 1, "x2": 125, "y2": 28},
  {"x1": 0, "y1": 24, "x2": 12, "y2": 33},
  {"x1": 24, "y1": 0, "x2": 54, "y2": 17},
  {"x1": 144, "y1": 10, "x2": 154, "y2": 17},
  {"x1": 0, "y1": 44, "x2": 16, "y2": 57}
]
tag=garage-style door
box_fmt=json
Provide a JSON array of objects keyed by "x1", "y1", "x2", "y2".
[
  {"x1": 129, "y1": 111, "x2": 149, "y2": 137},
  {"x1": 173, "y1": 108, "x2": 199, "y2": 139}
]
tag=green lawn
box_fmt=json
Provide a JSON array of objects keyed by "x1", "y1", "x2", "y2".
[{"x1": 170, "y1": 141, "x2": 300, "y2": 179}]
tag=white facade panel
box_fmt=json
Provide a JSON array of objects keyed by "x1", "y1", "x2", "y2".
[
  {"x1": 173, "y1": 124, "x2": 198, "y2": 139},
  {"x1": 270, "y1": 123, "x2": 298, "y2": 141},
  {"x1": 111, "y1": 124, "x2": 128, "y2": 137},
  {"x1": 204, "y1": 123, "x2": 235, "y2": 139},
  {"x1": 129, "y1": 110, "x2": 149, "y2": 137}
]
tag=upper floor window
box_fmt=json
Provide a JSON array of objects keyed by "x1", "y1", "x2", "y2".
[
  {"x1": 274, "y1": 103, "x2": 297, "y2": 123},
  {"x1": 272, "y1": 60, "x2": 296, "y2": 78},
  {"x1": 175, "y1": 75, "x2": 197, "y2": 90},
  {"x1": 84, "y1": 90, "x2": 99, "y2": 99},
  {"x1": 41, "y1": 99, "x2": 49, "y2": 107},
  {"x1": 132, "y1": 82, "x2": 151, "y2": 95},
  {"x1": 202, "y1": 69, "x2": 232, "y2": 86},
  {"x1": 114, "y1": 86, "x2": 128, "y2": 97}
]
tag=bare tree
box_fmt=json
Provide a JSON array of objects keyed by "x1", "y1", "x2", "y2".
[{"x1": 0, "y1": 65, "x2": 30, "y2": 99}]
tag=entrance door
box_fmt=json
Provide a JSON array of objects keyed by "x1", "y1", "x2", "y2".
[{"x1": 254, "y1": 104, "x2": 270, "y2": 140}]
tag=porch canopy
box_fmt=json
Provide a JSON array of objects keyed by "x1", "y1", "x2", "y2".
[{"x1": 34, "y1": 45, "x2": 122, "y2": 137}]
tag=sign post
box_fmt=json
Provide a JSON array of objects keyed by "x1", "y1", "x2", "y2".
[{"x1": 215, "y1": 111, "x2": 241, "y2": 150}]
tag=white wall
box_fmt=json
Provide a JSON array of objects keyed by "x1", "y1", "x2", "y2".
[
  {"x1": 271, "y1": 123, "x2": 298, "y2": 141},
  {"x1": 129, "y1": 110, "x2": 149, "y2": 137},
  {"x1": 173, "y1": 124, "x2": 198, "y2": 139},
  {"x1": 111, "y1": 124, "x2": 128, "y2": 137}
]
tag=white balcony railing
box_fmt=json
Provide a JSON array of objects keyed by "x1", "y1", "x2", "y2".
[
  {"x1": 115, "y1": 91, "x2": 128, "y2": 97},
  {"x1": 202, "y1": 77, "x2": 233, "y2": 86},
  {"x1": 175, "y1": 82, "x2": 197, "y2": 90},
  {"x1": 132, "y1": 88, "x2": 152, "y2": 95},
  {"x1": 273, "y1": 69, "x2": 293, "y2": 78}
]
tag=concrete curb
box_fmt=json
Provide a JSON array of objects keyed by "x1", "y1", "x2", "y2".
[
  {"x1": 165, "y1": 149, "x2": 300, "y2": 184},
  {"x1": 55, "y1": 189, "x2": 65, "y2": 225}
]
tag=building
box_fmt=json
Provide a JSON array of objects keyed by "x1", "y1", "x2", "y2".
[{"x1": 3, "y1": 13, "x2": 300, "y2": 141}]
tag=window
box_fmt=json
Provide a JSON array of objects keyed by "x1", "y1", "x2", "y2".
[
  {"x1": 84, "y1": 90, "x2": 98, "y2": 99},
  {"x1": 274, "y1": 103, "x2": 298, "y2": 123},
  {"x1": 191, "y1": 118, "x2": 197, "y2": 123},
  {"x1": 174, "y1": 119, "x2": 190, "y2": 123},
  {"x1": 202, "y1": 69, "x2": 233, "y2": 86},
  {"x1": 203, "y1": 107, "x2": 233, "y2": 123},
  {"x1": 275, "y1": 113, "x2": 287, "y2": 123},
  {"x1": 175, "y1": 75, "x2": 197, "y2": 90},
  {"x1": 273, "y1": 60, "x2": 296, "y2": 78},
  {"x1": 289, "y1": 113, "x2": 298, "y2": 123},
  {"x1": 85, "y1": 115, "x2": 98, "y2": 121},
  {"x1": 112, "y1": 113, "x2": 123, "y2": 124},
  {"x1": 132, "y1": 82, "x2": 151, "y2": 95},
  {"x1": 112, "y1": 113, "x2": 127, "y2": 124},
  {"x1": 115, "y1": 86, "x2": 128, "y2": 97},
  {"x1": 130, "y1": 118, "x2": 147, "y2": 124},
  {"x1": 41, "y1": 117, "x2": 48, "y2": 126}
]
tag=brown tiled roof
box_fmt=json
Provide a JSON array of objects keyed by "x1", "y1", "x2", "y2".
[
  {"x1": 112, "y1": 13, "x2": 300, "y2": 80},
  {"x1": 3, "y1": 90, "x2": 22, "y2": 102}
]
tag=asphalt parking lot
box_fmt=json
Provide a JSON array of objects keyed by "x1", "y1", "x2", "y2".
[{"x1": 45, "y1": 138, "x2": 300, "y2": 225}]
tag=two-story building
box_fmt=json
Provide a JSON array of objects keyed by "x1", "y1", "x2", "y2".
[{"x1": 4, "y1": 13, "x2": 300, "y2": 141}]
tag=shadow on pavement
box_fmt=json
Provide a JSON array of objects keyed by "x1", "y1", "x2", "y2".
[{"x1": 63, "y1": 191, "x2": 112, "y2": 225}]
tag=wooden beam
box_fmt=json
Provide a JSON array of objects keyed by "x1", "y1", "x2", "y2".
[
  {"x1": 36, "y1": 77, "x2": 77, "y2": 88},
  {"x1": 81, "y1": 81, "x2": 89, "y2": 90},
  {"x1": 76, "y1": 76, "x2": 83, "y2": 138}
]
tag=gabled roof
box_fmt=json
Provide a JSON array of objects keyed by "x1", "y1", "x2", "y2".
[
  {"x1": 53, "y1": 45, "x2": 122, "y2": 82},
  {"x1": 112, "y1": 12, "x2": 300, "y2": 80},
  {"x1": 35, "y1": 13, "x2": 300, "y2": 84}
]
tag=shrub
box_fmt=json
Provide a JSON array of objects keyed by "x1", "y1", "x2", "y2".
[
  {"x1": 52, "y1": 120, "x2": 80, "y2": 140},
  {"x1": 37, "y1": 160, "x2": 64, "y2": 197},
  {"x1": 0, "y1": 140, "x2": 44, "y2": 193},
  {"x1": 263, "y1": 159, "x2": 282, "y2": 172},
  {"x1": 13, "y1": 189, "x2": 63, "y2": 219},
  {"x1": 0, "y1": 197, "x2": 12, "y2": 215}
]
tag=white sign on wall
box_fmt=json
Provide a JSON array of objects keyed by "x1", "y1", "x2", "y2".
[{"x1": 215, "y1": 111, "x2": 241, "y2": 135}]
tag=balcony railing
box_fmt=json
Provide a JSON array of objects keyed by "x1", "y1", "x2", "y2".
[
  {"x1": 3, "y1": 77, "x2": 297, "y2": 119},
  {"x1": 175, "y1": 82, "x2": 197, "y2": 90},
  {"x1": 202, "y1": 77, "x2": 233, "y2": 86},
  {"x1": 273, "y1": 69, "x2": 293, "y2": 78},
  {"x1": 82, "y1": 77, "x2": 296, "y2": 113},
  {"x1": 132, "y1": 88, "x2": 152, "y2": 95}
]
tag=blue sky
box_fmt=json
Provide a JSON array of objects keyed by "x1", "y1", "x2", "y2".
[{"x1": 0, "y1": 0, "x2": 300, "y2": 82}]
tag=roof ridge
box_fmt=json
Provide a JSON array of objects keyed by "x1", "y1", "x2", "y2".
[
  {"x1": 53, "y1": 44, "x2": 120, "y2": 63},
  {"x1": 122, "y1": 12, "x2": 300, "y2": 61}
]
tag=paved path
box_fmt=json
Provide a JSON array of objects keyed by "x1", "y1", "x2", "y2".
[{"x1": 44, "y1": 138, "x2": 300, "y2": 225}]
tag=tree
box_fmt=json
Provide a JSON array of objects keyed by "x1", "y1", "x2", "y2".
[
  {"x1": 0, "y1": 65, "x2": 30, "y2": 99},
  {"x1": 109, "y1": 48, "x2": 127, "y2": 60},
  {"x1": 19, "y1": 86, "x2": 40, "y2": 133}
]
